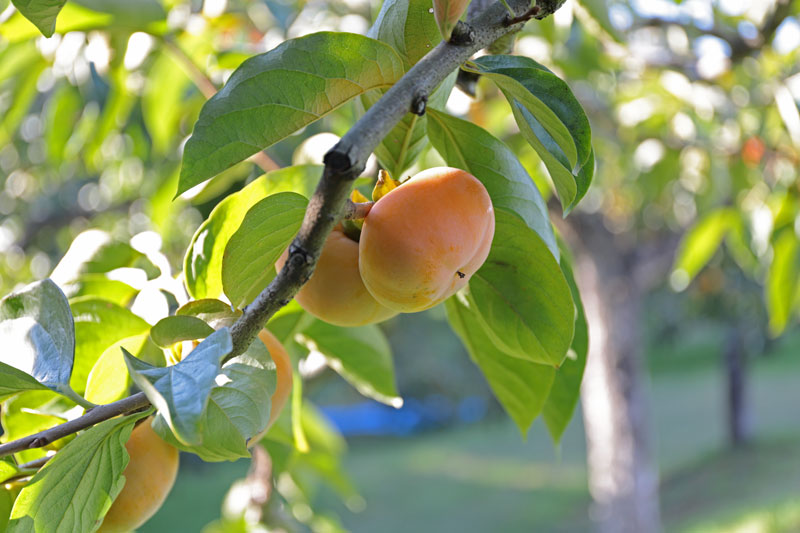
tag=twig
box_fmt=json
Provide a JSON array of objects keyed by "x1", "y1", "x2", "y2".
[
  {"x1": 0, "y1": 0, "x2": 549, "y2": 459},
  {"x1": 0, "y1": 393, "x2": 150, "y2": 458},
  {"x1": 341, "y1": 200, "x2": 374, "y2": 220}
]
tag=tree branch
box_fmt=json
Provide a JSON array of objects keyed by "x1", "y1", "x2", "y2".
[
  {"x1": 0, "y1": 0, "x2": 548, "y2": 459},
  {"x1": 0, "y1": 393, "x2": 150, "y2": 458}
]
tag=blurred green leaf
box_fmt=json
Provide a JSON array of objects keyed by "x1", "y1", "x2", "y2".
[
  {"x1": 297, "y1": 321, "x2": 400, "y2": 406},
  {"x1": 468, "y1": 55, "x2": 594, "y2": 212},
  {"x1": 542, "y1": 247, "x2": 588, "y2": 442},
  {"x1": 0, "y1": 363, "x2": 48, "y2": 400},
  {"x1": 70, "y1": 298, "x2": 150, "y2": 394},
  {"x1": 427, "y1": 108, "x2": 559, "y2": 260},
  {"x1": 61, "y1": 275, "x2": 137, "y2": 307},
  {"x1": 0, "y1": 459, "x2": 19, "y2": 484},
  {"x1": 10, "y1": 0, "x2": 67, "y2": 37},
  {"x1": 150, "y1": 316, "x2": 215, "y2": 348},
  {"x1": 267, "y1": 300, "x2": 312, "y2": 345},
  {"x1": 0, "y1": 279, "x2": 74, "y2": 392},
  {"x1": 467, "y1": 211, "x2": 575, "y2": 366},
  {"x1": 222, "y1": 192, "x2": 308, "y2": 309},
  {"x1": 44, "y1": 84, "x2": 82, "y2": 164},
  {"x1": 143, "y1": 49, "x2": 193, "y2": 154},
  {"x1": 369, "y1": 0, "x2": 442, "y2": 68},
  {"x1": 673, "y1": 208, "x2": 738, "y2": 285},
  {"x1": 766, "y1": 230, "x2": 800, "y2": 337},
  {"x1": 445, "y1": 296, "x2": 556, "y2": 434},
  {"x1": 125, "y1": 328, "x2": 232, "y2": 446},
  {"x1": 0, "y1": 58, "x2": 46, "y2": 146},
  {"x1": 84, "y1": 334, "x2": 158, "y2": 405},
  {"x1": 184, "y1": 165, "x2": 322, "y2": 301},
  {"x1": 179, "y1": 32, "x2": 404, "y2": 195},
  {"x1": 153, "y1": 337, "x2": 276, "y2": 462},
  {"x1": 8, "y1": 412, "x2": 148, "y2": 532}
]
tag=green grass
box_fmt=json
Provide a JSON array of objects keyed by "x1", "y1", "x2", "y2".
[{"x1": 141, "y1": 331, "x2": 800, "y2": 532}]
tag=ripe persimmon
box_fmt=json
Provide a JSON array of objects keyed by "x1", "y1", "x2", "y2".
[
  {"x1": 98, "y1": 418, "x2": 179, "y2": 532},
  {"x1": 275, "y1": 228, "x2": 397, "y2": 326},
  {"x1": 359, "y1": 167, "x2": 494, "y2": 312},
  {"x1": 258, "y1": 328, "x2": 292, "y2": 430}
]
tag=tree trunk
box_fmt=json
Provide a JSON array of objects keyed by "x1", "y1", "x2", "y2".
[
  {"x1": 724, "y1": 326, "x2": 752, "y2": 447},
  {"x1": 564, "y1": 217, "x2": 662, "y2": 533}
]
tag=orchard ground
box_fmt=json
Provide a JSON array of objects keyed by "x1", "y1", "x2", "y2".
[{"x1": 141, "y1": 321, "x2": 800, "y2": 533}]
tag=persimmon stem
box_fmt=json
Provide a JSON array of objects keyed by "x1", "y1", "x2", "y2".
[
  {"x1": 0, "y1": 0, "x2": 560, "y2": 459},
  {"x1": 342, "y1": 200, "x2": 374, "y2": 220}
]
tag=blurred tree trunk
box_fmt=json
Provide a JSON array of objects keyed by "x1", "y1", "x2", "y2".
[
  {"x1": 724, "y1": 325, "x2": 752, "y2": 446},
  {"x1": 562, "y1": 215, "x2": 665, "y2": 533}
]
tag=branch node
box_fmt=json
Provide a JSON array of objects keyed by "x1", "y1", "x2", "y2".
[
  {"x1": 288, "y1": 242, "x2": 314, "y2": 266},
  {"x1": 411, "y1": 92, "x2": 428, "y2": 116},
  {"x1": 322, "y1": 146, "x2": 354, "y2": 174},
  {"x1": 449, "y1": 21, "x2": 476, "y2": 46}
]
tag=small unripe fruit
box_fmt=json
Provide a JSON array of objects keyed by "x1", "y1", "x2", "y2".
[
  {"x1": 276, "y1": 228, "x2": 397, "y2": 326},
  {"x1": 98, "y1": 418, "x2": 179, "y2": 532},
  {"x1": 359, "y1": 167, "x2": 494, "y2": 313}
]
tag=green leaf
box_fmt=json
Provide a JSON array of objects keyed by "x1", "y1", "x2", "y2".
[
  {"x1": 427, "y1": 108, "x2": 559, "y2": 260},
  {"x1": 766, "y1": 230, "x2": 800, "y2": 337},
  {"x1": 0, "y1": 362, "x2": 48, "y2": 400},
  {"x1": 178, "y1": 32, "x2": 403, "y2": 195},
  {"x1": 0, "y1": 279, "x2": 74, "y2": 391},
  {"x1": 44, "y1": 84, "x2": 83, "y2": 164},
  {"x1": 672, "y1": 208, "x2": 738, "y2": 286},
  {"x1": 71, "y1": 298, "x2": 150, "y2": 394},
  {"x1": 84, "y1": 334, "x2": 157, "y2": 405},
  {"x1": 184, "y1": 165, "x2": 322, "y2": 301},
  {"x1": 176, "y1": 298, "x2": 242, "y2": 329},
  {"x1": 143, "y1": 49, "x2": 193, "y2": 153},
  {"x1": 468, "y1": 55, "x2": 594, "y2": 212},
  {"x1": 297, "y1": 321, "x2": 400, "y2": 406},
  {"x1": 0, "y1": 487, "x2": 12, "y2": 532},
  {"x1": 150, "y1": 316, "x2": 215, "y2": 348},
  {"x1": 7, "y1": 412, "x2": 149, "y2": 533},
  {"x1": 0, "y1": 458, "x2": 19, "y2": 485},
  {"x1": 368, "y1": 0, "x2": 442, "y2": 68},
  {"x1": 222, "y1": 192, "x2": 308, "y2": 309},
  {"x1": 466, "y1": 211, "x2": 575, "y2": 366},
  {"x1": 61, "y1": 274, "x2": 138, "y2": 307},
  {"x1": 124, "y1": 328, "x2": 233, "y2": 446},
  {"x1": 152, "y1": 338, "x2": 276, "y2": 462},
  {"x1": 10, "y1": 0, "x2": 67, "y2": 38},
  {"x1": 445, "y1": 296, "x2": 555, "y2": 434},
  {"x1": 267, "y1": 300, "x2": 312, "y2": 345},
  {"x1": 542, "y1": 247, "x2": 588, "y2": 442}
]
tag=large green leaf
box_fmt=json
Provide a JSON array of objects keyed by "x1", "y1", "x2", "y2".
[
  {"x1": 467, "y1": 55, "x2": 594, "y2": 212},
  {"x1": 672, "y1": 208, "x2": 738, "y2": 286},
  {"x1": 445, "y1": 296, "x2": 555, "y2": 434},
  {"x1": 766, "y1": 230, "x2": 800, "y2": 336},
  {"x1": 7, "y1": 412, "x2": 149, "y2": 533},
  {"x1": 124, "y1": 328, "x2": 232, "y2": 446},
  {"x1": 152, "y1": 338, "x2": 276, "y2": 461},
  {"x1": 466, "y1": 211, "x2": 575, "y2": 366},
  {"x1": 297, "y1": 321, "x2": 400, "y2": 406},
  {"x1": 61, "y1": 275, "x2": 138, "y2": 307},
  {"x1": 368, "y1": 0, "x2": 442, "y2": 68},
  {"x1": 542, "y1": 247, "x2": 588, "y2": 442},
  {"x1": 10, "y1": 0, "x2": 67, "y2": 38},
  {"x1": 70, "y1": 298, "x2": 150, "y2": 394},
  {"x1": 84, "y1": 334, "x2": 159, "y2": 405},
  {"x1": 222, "y1": 192, "x2": 308, "y2": 309},
  {"x1": 0, "y1": 279, "x2": 74, "y2": 393},
  {"x1": 427, "y1": 109, "x2": 559, "y2": 260},
  {"x1": 178, "y1": 32, "x2": 403, "y2": 195},
  {"x1": 184, "y1": 165, "x2": 322, "y2": 300}
]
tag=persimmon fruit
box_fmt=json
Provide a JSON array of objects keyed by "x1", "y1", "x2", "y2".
[
  {"x1": 258, "y1": 328, "x2": 292, "y2": 430},
  {"x1": 358, "y1": 167, "x2": 494, "y2": 313},
  {"x1": 98, "y1": 418, "x2": 179, "y2": 532},
  {"x1": 275, "y1": 228, "x2": 397, "y2": 326}
]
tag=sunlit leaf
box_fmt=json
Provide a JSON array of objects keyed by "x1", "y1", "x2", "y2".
[
  {"x1": 10, "y1": 0, "x2": 67, "y2": 38},
  {"x1": 222, "y1": 192, "x2": 308, "y2": 309},
  {"x1": 766, "y1": 230, "x2": 800, "y2": 337},
  {"x1": 672, "y1": 208, "x2": 738, "y2": 286},
  {"x1": 150, "y1": 316, "x2": 215, "y2": 348},
  {"x1": 178, "y1": 33, "x2": 403, "y2": 195}
]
